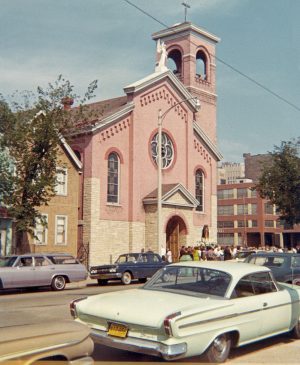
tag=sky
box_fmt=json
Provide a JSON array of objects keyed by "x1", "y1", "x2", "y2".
[{"x1": 1, "y1": 0, "x2": 299, "y2": 162}]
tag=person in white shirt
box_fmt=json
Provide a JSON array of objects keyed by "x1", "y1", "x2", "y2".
[{"x1": 166, "y1": 248, "x2": 173, "y2": 263}]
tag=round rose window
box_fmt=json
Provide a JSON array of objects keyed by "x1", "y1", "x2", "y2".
[{"x1": 151, "y1": 132, "x2": 174, "y2": 168}]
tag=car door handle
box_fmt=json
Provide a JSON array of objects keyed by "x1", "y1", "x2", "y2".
[{"x1": 263, "y1": 302, "x2": 268, "y2": 307}]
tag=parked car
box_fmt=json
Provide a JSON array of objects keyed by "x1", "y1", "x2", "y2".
[
  {"x1": 0, "y1": 320, "x2": 94, "y2": 364},
  {"x1": 244, "y1": 252, "x2": 300, "y2": 285},
  {"x1": 0, "y1": 253, "x2": 88, "y2": 291},
  {"x1": 70, "y1": 261, "x2": 300, "y2": 362},
  {"x1": 89, "y1": 252, "x2": 167, "y2": 285},
  {"x1": 233, "y1": 250, "x2": 256, "y2": 262}
]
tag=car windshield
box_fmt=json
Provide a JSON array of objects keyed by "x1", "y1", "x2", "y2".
[
  {"x1": 0, "y1": 256, "x2": 18, "y2": 267},
  {"x1": 143, "y1": 266, "x2": 231, "y2": 298}
]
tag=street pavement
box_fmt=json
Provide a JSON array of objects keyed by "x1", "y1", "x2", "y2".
[{"x1": 0, "y1": 280, "x2": 299, "y2": 364}]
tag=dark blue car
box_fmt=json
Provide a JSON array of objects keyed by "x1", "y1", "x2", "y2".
[{"x1": 89, "y1": 252, "x2": 167, "y2": 285}]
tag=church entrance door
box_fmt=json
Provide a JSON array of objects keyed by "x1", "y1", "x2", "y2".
[{"x1": 166, "y1": 216, "x2": 187, "y2": 262}]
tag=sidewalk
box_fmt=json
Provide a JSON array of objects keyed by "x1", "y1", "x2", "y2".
[{"x1": 66, "y1": 277, "x2": 97, "y2": 289}]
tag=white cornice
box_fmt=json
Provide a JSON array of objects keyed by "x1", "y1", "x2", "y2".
[
  {"x1": 152, "y1": 22, "x2": 220, "y2": 44},
  {"x1": 193, "y1": 122, "x2": 223, "y2": 161},
  {"x1": 124, "y1": 70, "x2": 200, "y2": 112},
  {"x1": 59, "y1": 136, "x2": 82, "y2": 170}
]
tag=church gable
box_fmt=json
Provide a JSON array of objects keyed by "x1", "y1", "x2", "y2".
[
  {"x1": 138, "y1": 84, "x2": 188, "y2": 123},
  {"x1": 164, "y1": 190, "x2": 193, "y2": 207},
  {"x1": 143, "y1": 183, "x2": 198, "y2": 208}
]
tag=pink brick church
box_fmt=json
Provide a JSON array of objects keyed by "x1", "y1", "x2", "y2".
[{"x1": 71, "y1": 22, "x2": 222, "y2": 265}]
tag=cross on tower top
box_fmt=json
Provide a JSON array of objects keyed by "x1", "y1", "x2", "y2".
[{"x1": 182, "y1": 1, "x2": 191, "y2": 22}]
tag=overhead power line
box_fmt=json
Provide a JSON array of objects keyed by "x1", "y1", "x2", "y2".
[{"x1": 123, "y1": 0, "x2": 300, "y2": 113}]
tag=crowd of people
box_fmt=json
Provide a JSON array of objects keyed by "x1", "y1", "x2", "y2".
[{"x1": 163, "y1": 243, "x2": 300, "y2": 263}]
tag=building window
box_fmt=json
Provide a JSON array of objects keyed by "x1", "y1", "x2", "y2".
[
  {"x1": 265, "y1": 220, "x2": 275, "y2": 228},
  {"x1": 251, "y1": 189, "x2": 257, "y2": 198},
  {"x1": 251, "y1": 220, "x2": 258, "y2": 227},
  {"x1": 34, "y1": 214, "x2": 48, "y2": 245},
  {"x1": 55, "y1": 215, "x2": 67, "y2": 245},
  {"x1": 195, "y1": 169, "x2": 204, "y2": 212},
  {"x1": 217, "y1": 221, "x2": 234, "y2": 228},
  {"x1": 251, "y1": 204, "x2": 257, "y2": 214},
  {"x1": 218, "y1": 205, "x2": 234, "y2": 216},
  {"x1": 217, "y1": 189, "x2": 234, "y2": 200},
  {"x1": 55, "y1": 168, "x2": 68, "y2": 196},
  {"x1": 237, "y1": 204, "x2": 248, "y2": 215},
  {"x1": 151, "y1": 132, "x2": 174, "y2": 169},
  {"x1": 107, "y1": 152, "x2": 119, "y2": 203},
  {"x1": 264, "y1": 202, "x2": 274, "y2": 214},
  {"x1": 218, "y1": 233, "x2": 234, "y2": 245},
  {"x1": 237, "y1": 188, "x2": 248, "y2": 198},
  {"x1": 238, "y1": 220, "x2": 248, "y2": 228}
]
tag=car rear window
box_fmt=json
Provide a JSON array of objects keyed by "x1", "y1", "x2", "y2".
[
  {"x1": 47, "y1": 256, "x2": 78, "y2": 264},
  {"x1": 249, "y1": 256, "x2": 285, "y2": 267}
]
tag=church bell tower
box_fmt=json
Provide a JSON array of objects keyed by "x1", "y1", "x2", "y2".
[{"x1": 152, "y1": 22, "x2": 220, "y2": 144}]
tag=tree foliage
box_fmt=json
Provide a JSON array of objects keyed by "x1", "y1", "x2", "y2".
[
  {"x1": 255, "y1": 139, "x2": 300, "y2": 226},
  {"x1": 0, "y1": 76, "x2": 97, "y2": 251}
]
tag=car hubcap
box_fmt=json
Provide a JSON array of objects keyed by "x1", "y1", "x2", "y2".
[
  {"x1": 212, "y1": 335, "x2": 227, "y2": 357},
  {"x1": 123, "y1": 273, "x2": 130, "y2": 284},
  {"x1": 56, "y1": 277, "x2": 64, "y2": 289}
]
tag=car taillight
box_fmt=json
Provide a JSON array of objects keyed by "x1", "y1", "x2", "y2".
[
  {"x1": 70, "y1": 297, "x2": 87, "y2": 319},
  {"x1": 163, "y1": 311, "x2": 181, "y2": 336}
]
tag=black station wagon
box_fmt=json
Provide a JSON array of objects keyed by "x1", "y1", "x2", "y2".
[
  {"x1": 244, "y1": 252, "x2": 300, "y2": 285},
  {"x1": 89, "y1": 252, "x2": 167, "y2": 285}
]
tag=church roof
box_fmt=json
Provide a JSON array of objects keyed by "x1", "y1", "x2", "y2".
[
  {"x1": 72, "y1": 69, "x2": 199, "y2": 136},
  {"x1": 74, "y1": 95, "x2": 128, "y2": 132}
]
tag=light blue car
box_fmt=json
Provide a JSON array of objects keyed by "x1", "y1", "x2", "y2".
[{"x1": 0, "y1": 253, "x2": 88, "y2": 291}]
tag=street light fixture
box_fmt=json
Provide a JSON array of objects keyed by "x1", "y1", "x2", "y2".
[{"x1": 157, "y1": 96, "x2": 200, "y2": 255}]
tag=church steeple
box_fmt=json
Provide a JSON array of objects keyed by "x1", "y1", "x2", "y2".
[{"x1": 152, "y1": 22, "x2": 220, "y2": 143}]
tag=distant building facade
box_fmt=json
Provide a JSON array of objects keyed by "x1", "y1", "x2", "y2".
[
  {"x1": 243, "y1": 153, "x2": 272, "y2": 182},
  {"x1": 217, "y1": 182, "x2": 300, "y2": 249},
  {"x1": 25, "y1": 140, "x2": 82, "y2": 258},
  {"x1": 0, "y1": 140, "x2": 82, "y2": 258},
  {"x1": 218, "y1": 162, "x2": 245, "y2": 184}
]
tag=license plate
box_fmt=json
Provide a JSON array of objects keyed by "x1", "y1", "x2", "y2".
[{"x1": 108, "y1": 323, "x2": 128, "y2": 338}]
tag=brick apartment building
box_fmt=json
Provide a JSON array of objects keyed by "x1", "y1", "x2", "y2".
[
  {"x1": 217, "y1": 153, "x2": 300, "y2": 248},
  {"x1": 217, "y1": 181, "x2": 283, "y2": 248}
]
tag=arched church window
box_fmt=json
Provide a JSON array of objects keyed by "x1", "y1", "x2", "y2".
[
  {"x1": 195, "y1": 169, "x2": 204, "y2": 212},
  {"x1": 167, "y1": 49, "x2": 182, "y2": 77},
  {"x1": 196, "y1": 50, "x2": 207, "y2": 80},
  {"x1": 151, "y1": 132, "x2": 174, "y2": 169},
  {"x1": 107, "y1": 152, "x2": 119, "y2": 203}
]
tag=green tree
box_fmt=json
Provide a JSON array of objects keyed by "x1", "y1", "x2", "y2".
[
  {"x1": 0, "y1": 76, "x2": 97, "y2": 253},
  {"x1": 255, "y1": 139, "x2": 300, "y2": 226}
]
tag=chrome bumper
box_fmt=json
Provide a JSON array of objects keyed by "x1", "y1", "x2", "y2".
[
  {"x1": 89, "y1": 273, "x2": 121, "y2": 280},
  {"x1": 91, "y1": 329, "x2": 186, "y2": 360}
]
